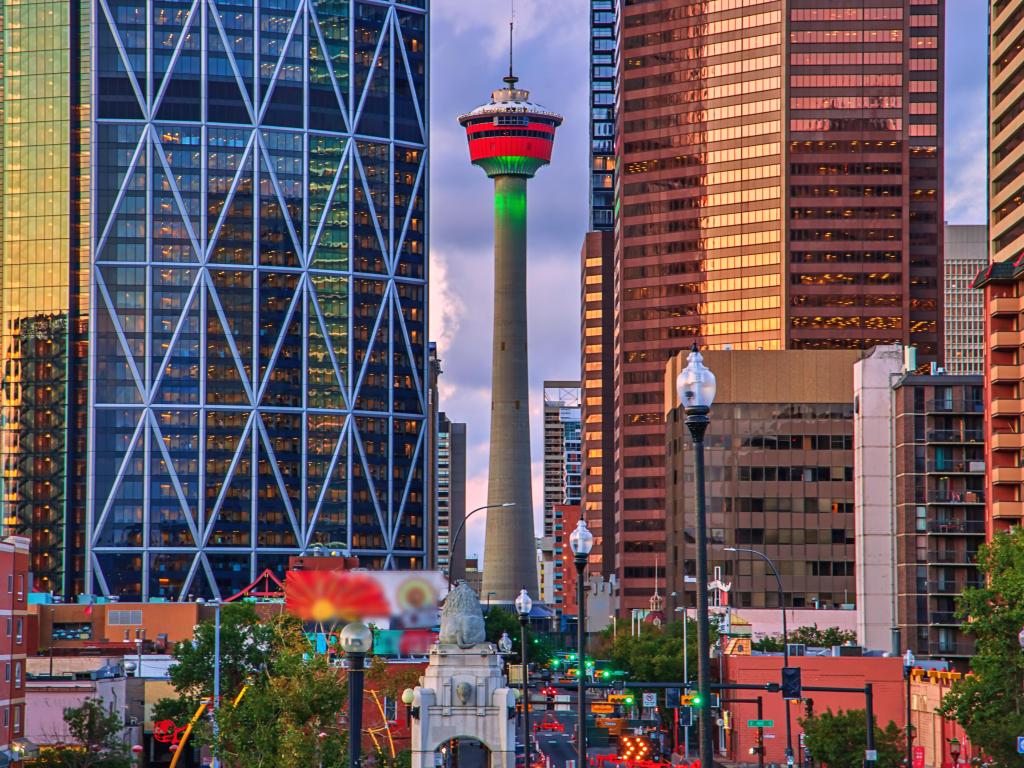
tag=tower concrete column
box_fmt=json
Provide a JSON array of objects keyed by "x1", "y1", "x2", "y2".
[{"x1": 483, "y1": 175, "x2": 536, "y2": 601}]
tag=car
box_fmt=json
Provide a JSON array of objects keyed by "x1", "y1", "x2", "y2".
[{"x1": 534, "y1": 714, "x2": 565, "y2": 733}]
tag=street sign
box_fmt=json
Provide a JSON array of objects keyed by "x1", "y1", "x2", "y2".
[
  {"x1": 865, "y1": 750, "x2": 878, "y2": 761},
  {"x1": 748, "y1": 720, "x2": 774, "y2": 728},
  {"x1": 666, "y1": 687, "x2": 681, "y2": 708},
  {"x1": 1018, "y1": 736, "x2": 1024, "y2": 755},
  {"x1": 913, "y1": 745, "x2": 925, "y2": 768},
  {"x1": 764, "y1": 734, "x2": 777, "y2": 739},
  {"x1": 642, "y1": 692, "x2": 658, "y2": 708},
  {"x1": 591, "y1": 703, "x2": 615, "y2": 714}
]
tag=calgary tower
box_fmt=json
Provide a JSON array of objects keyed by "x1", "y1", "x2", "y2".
[{"x1": 458, "y1": 53, "x2": 562, "y2": 602}]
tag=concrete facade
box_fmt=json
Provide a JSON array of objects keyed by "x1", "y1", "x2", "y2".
[
  {"x1": 943, "y1": 225, "x2": 987, "y2": 375},
  {"x1": 409, "y1": 639, "x2": 516, "y2": 768},
  {"x1": 853, "y1": 345, "x2": 908, "y2": 652}
]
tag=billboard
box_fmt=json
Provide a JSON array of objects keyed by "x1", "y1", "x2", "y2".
[{"x1": 285, "y1": 569, "x2": 447, "y2": 629}]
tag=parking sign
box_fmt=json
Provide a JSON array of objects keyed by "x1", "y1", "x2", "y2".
[{"x1": 642, "y1": 692, "x2": 658, "y2": 708}]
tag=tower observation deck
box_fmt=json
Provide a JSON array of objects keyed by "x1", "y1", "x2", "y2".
[{"x1": 458, "y1": 81, "x2": 562, "y2": 602}]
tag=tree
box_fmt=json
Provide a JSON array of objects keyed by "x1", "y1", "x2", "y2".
[
  {"x1": 800, "y1": 709, "x2": 902, "y2": 768},
  {"x1": 939, "y1": 527, "x2": 1024, "y2": 766},
  {"x1": 213, "y1": 618, "x2": 348, "y2": 768},
  {"x1": 154, "y1": 608, "x2": 349, "y2": 768},
  {"x1": 29, "y1": 698, "x2": 130, "y2": 768},
  {"x1": 752, "y1": 625, "x2": 856, "y2": 652},
  {"x1": 599, "y1": 620, "x2": 711, "y2": 683},
  {"x1": 484, "y1": 607, "x2": 555, "y2": 666}
]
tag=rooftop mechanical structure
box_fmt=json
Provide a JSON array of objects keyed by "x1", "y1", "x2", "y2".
[{"x1": 458, "y1": 71, "x2": 562, "y2": 602}]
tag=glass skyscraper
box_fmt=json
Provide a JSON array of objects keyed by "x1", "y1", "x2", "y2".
[
  {"x1": 589, "y1": 0, "x2": 614, "y2": 230},
  {"x1": 2, "y1": 0, "x2": 429, "y2": 601}
]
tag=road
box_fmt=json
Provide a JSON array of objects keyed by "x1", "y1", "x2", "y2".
[{"x1": 532, "y1": 708, "x2": 618, "y2": 768}]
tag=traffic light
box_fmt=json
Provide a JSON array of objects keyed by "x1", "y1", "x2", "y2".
[
  {"x1": 551, "y1": 658, "x2": 560, "y2": 668},
  {"x1": 781, "y1": 667, "x2": 802, "y2": 700},
  {"x1": 624, "y1": 695, "x2": 635, "y2": 706}
]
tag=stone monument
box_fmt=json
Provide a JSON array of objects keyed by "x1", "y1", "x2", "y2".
[{"x1": 407, "y1": 583, "x2": 517, "y2": 768}]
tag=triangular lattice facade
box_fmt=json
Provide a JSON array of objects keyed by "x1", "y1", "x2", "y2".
[{"x1": 88, "y1": 0, "x2": 429, "y2": 600}]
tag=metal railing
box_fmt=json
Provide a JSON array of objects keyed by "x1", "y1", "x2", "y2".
[{"x1": 927, "y1": 520, "x2": 986, "y2": 534}]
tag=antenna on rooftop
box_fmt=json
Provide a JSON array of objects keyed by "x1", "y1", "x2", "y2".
[{"x1": 504, "y1": 0, "x2": 518, "y2": 87}]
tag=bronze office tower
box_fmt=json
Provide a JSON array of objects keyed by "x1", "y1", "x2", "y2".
[{"x1": 603, "y1": 0, "x2": 944, "y2": 609}]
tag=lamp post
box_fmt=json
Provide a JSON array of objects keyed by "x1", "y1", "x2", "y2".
[
  {"x1": 203, "y1": 599, "x2": 223, "y2": 768},
  {"x1": 677, "y1": 343, "x2": 716, "y2": 768},
  {"x1": 724, "y1": 546, "x2": 792, "y2": 764},
  {"x1": 342, "y1": 621, "x2": 373, "y2": 768},
  {"x1": 516, "y1": 589, "x2": 534, "y2": 768},
  {"x1": 903, "y1": 649, "x2": 915, "y2": 768},
  {"x1": 447, "y1": 503, "x2": 516, "y2": 589},
  {"x1": 673, "y1": 605, "x2": 690, "y2": 759},
  {"x1": 569, "y1": 519, "x2": 594, "y2": 768},
  {"x1": 949, "y1": 737, "x2": 961, "y2": 766}
]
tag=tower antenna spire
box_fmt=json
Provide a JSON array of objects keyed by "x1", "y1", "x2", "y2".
[{"x1": 504, "y1": 0, "x2": 518, "y2": 87}]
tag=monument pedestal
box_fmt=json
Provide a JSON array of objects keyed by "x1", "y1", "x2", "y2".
[{"x1": 410, "y1": 641, "x2": 516, "y2": 768}]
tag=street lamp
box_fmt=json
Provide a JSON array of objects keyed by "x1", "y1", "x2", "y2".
[
  {"x1": 903, "y1": 649, "x2": 915, "y2": 768},
  {"x1": 342, "y1": 621, "x2": 374, "y2": 768},
  {"x1": 569, "y1": 518, "x2": 594, "y2": 768},
  {"x1": 197, "y1": 598, "x2": 223, "y2": 768},
  {"x1": 724, "y1": 546, "x2": 793, "y2": 764},
  {"x1": 677, "y1": 343, "x2": 716, "y2": 768},
  {"x1": 515, "y1": 589, "x2": 534, "y2": 768},
  {"x1": 447, "y1": 503, "x2": 516, "y2": 589},
  {"x1": 949, "y1": 737, "x2": 962, "y2": 765}
]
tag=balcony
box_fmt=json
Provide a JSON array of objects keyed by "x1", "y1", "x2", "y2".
[
  {"x1": 927, "y1": 520, "x2": 986, "y2": 534},
  {"x1": 926, "y1": 398, "x2": 985, "y2": 414},
  {"x1": 926, "y1": 490, "x2": 985, "y2": 504},
  {"x1": 927, "y1": 550, "x2": 978, "y2": 565},
  {"x1": 926, "y1": 429, "x2": 984, "y2": 444},
  {"x1": 992, "y1": 431, "x2": 1024, "y2": 450},
  {"x1": 926, "y1": 460, "x2": 985, "y2": 475},
  {"x1": 992, "y1": 466, "x2": 1024, "y2": 485},
  {"x1": 991, "y1": 398, "x2": 1024, "y2": 418},
  {"x1": 927, "y1": 641, "x2": 975, "y2": 657},
  {"x1": 990, "y1": 295, "x2": 1023, "y2": 316},
  {"x1": 991, "y1": 500, "x2": 1022, "y2": 519},
  {"x1": 992, "y1": 364, "x2": 1024, "y2": 383},
  {"x1": 990, "y1": 331, "x2": 1022, "y2": 351},
  {"x1": 930, "y1": 611, "x2": 960, "y2": 626},
  {"x1": 927, "y1": 579, "x2": 983, "y2": 594}
]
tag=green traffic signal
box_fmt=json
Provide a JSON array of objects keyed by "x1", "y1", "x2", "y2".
[
  {"x1": 692, "y1": 694, "x2": 703, "y2": 707},
  {"x1": 551, "y1": 659, "x2": 560, "y2": 667},
  {"x1": 624, "y1": 696, "x2": 634, "y2": 706}
]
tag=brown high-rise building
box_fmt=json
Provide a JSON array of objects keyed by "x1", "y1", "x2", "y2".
[
  {"x1": 664, "y1": 350, "x2": 860, "y2": 614},
  {"x1": 602, "y1": 1, "x2": 944, "y2": 608}
]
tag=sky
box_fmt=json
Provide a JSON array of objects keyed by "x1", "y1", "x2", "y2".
[{"x1": 427, "y1": 0, "x2": 990, "y2": 563}]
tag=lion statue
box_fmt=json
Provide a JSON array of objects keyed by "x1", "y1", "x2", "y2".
[{"x1": 438, "y1": 582, "x2": 486, "y2": 648}]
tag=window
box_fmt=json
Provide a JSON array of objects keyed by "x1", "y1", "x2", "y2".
[
  {"x1": 2, "y1": 708, "x2": 6, "y2": 727},
  {"x1": 4, "y1": 663, "x2": 8, "y2": 682},
  {"x1": 108, "y1": 610, "x2": 144, "y2": 626},
  {"x1": 13, "y1": 705, "x2": 19, "y2": 735},
  {"x1": 5, "y1": 575, "x2": 10, "y2": 593},
  {"x1": 16, "y1": 575, "x2": 23, "y2": 595},
  {"x1": 15, "y1": 618, "x2": 22, "y2": 645},
  {"x1": 4, "y1": 618, "x2": 9, "y2": 637},
  {"x1": 13, "y1": 662, "x2": 20, "y2": 687}
]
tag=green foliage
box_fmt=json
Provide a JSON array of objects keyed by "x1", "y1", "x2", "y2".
[
  {"x1": 939, "y1": 527, "x2": 1024, "y2": 766},
  {"x1": 167, "y1": 602, "x2": 276, "y2": 700},
  {"x1": 752, "y1": 625, "x2": 857, "y2": 652},
  {"x1": 800, "y1": 709, "x2": 902, "y2": 768},
  {"x1": 28, "y1": 698, "x2": 130, "y2": 768},
  {"x1": 484, "y1": 607, "x2": 555, "y2": 666},
  {"x1": 600, "y1": 620, "x2": 708, "y2": 683},
  {"x1": 214, "y1": 619, "x2": 348, "y2": 768},
  {"x1": 157, "y1": 607, "x2": 351, "y2": 768}
]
